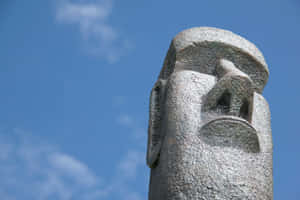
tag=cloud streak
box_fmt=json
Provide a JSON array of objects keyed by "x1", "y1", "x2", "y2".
[
  {"x1": 49, "y1": 152, "x2": 97, "y2": 186},
  {"x1": 117, "y1": 150, "x2": 145, "y2": 179},
  {"x1": 55, "y1": 0, "x2": 131, "y2": 62},
  {"x1": 0, "y1": 128, "x2": 145, "y2": 200},
  {"x1": 0, "y1": 129, "x2": 101, "y2": 200},
  {"x1": 117, "y1": 113, "x2": 147, "y2": 144}
]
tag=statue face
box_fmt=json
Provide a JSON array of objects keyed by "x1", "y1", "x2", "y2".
[{"x1": 147, "y1": 28, "x2": 273, "y2": 200}]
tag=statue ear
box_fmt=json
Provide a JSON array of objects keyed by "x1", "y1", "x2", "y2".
[{"x1": 147, "y1": 79, "x2": 166, "y2": 168}]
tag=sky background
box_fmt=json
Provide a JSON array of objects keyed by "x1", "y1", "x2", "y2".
[{"x1": 0, "y1": 0, "x2": 299, "y2": 199}]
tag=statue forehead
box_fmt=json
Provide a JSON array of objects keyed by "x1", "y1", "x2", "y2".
[{"x1": 159, "y1": 27, "x2": 269, "y2": 93}]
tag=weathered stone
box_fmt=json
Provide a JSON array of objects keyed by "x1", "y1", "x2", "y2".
[{"x1": 147, "y1": 27, "x2": 273, "y2": 200}]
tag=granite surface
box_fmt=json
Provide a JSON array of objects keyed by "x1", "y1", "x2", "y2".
[{"x1": 147, "y1": 27, "x2": 273, "y2": 200}]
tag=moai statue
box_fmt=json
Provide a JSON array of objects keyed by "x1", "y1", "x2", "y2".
[{"x1": 146, "y1": 27, "x2": 273, "y2": 200}]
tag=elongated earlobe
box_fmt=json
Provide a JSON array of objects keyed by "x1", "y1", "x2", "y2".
[{"x1": 147, "y1": 79, "x2": 166, "y2": 168}]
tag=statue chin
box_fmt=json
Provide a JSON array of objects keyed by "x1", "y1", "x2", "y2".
[{"x1": 199, "y1": 116, "x2": 260, "y2": 153}]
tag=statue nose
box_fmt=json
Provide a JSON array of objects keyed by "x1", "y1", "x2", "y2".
[{"x1": 203, "y1": 59, "x2": 254, "y2": 121}]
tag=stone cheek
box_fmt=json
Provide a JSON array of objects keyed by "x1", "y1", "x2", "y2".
[{"x1": 148, "y1": 71, "x2": 272, "y2": 200}]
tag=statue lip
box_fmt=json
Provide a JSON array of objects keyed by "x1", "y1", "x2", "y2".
[
  {"x1": 199, "y1": 116, "x2": 260, "y2": 153},
  {"x1": 203, "y1": 116, "x2": 255, "y2": 129}
]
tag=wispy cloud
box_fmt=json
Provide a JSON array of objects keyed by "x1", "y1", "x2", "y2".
[
  {"x1": 111, "y1": 96, "x2": 150, "y2": 200},
  {"x1": 114, "y1": 112, "x2": 148, "y2": 200},
  {"x1": 0, "y1": 128, "x2": 146, "y2": 200},
  {"x1": 49, "y1": 153, "x2": 97, "y2": 186},
  {"x1": 55, "y1": 0, "x2": 131, "y2": 62},
  {"x1": 117, "y1": 150, "x2": 144, "y2": 179},
  {"x1": 97, "y1": 149, "x2": 145, "y2": 200},
  {"x1": 0, "y1": 129, "x2": 101, "y2": 200},
  {"x1": 117, "y1": 114, "x2": 134, "y2": 126},
  {"x1": 117, "y1": 113, "x2": 147, "y2": 144}
]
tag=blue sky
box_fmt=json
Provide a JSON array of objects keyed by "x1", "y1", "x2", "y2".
[{"x1": 0, "y1": 0, "x2": 299, "y2": 199}]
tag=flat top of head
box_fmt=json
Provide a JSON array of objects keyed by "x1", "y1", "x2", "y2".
[{"x1": 159, "y1": 27, "x2": 269, "y2": 93}]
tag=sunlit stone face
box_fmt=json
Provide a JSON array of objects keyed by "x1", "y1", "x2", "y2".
[{"x1": 147, "y1": 27, "x2": 273, "y2": 200}]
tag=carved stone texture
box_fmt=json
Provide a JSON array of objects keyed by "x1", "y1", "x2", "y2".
[{"x1": 147, "y1": 27, "x2": 273, "y2": 200}]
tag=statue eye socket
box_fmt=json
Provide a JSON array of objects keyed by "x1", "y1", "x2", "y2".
[
  {"x1": 213, "y1": 91, "x2": 251, "y2": 122},
  {"x1": 239, "y1": 99, "x2": 250, "y2": 121},
  {"x1": 216, "y1": 90, "x2": 231, "y2": 114}
]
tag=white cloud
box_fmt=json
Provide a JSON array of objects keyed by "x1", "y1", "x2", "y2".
[
  {"x1": 113, "y1": 112, "x2": 148, "y2": 200},
  {"x1": 56, "y1": 1, "x2": 111, "y2": 22},
  {"x1": 117, "y1": 150, "x2": 144, "y2": 179},
  {"x1": 55, "y1": 0, "x2": 131, "y2": 62},
  {"x1": 117, "y1": 114, "x2": 134, "y2": 126},
  {"x1": 91, "y1": 150, "x2": 145, "y2": 200},
  {"x1": 116, "y1": 113, "x2": 147, "y2": 144},
  {"x1": 37, "y1": 173, "x2": 73, "y2": 200},
  {"x1": 49, "y1": 153, "x2": 97, "y2": 186},
  {"x1": 0, "y1": 129, "x2": 146, "y2": 200},
  {"x1": 0, "y1": 130, "x2": 102, "y2": 200}
]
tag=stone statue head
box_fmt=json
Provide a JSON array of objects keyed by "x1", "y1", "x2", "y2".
[{"x1": 147, "y1": 27, "x2": 273, "y2": 200}]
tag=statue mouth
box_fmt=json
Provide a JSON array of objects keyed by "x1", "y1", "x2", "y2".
[{"x1": 199, "y1": 116, "x2": 260, "y2": 153}]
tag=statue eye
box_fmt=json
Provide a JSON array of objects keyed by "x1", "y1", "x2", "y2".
[
  {"x1": 216, "y1": 90, "x2": 231, "y2": 114},
  {"x1": 239, "y1": 98, "x2": 250, "y2": 122}
]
